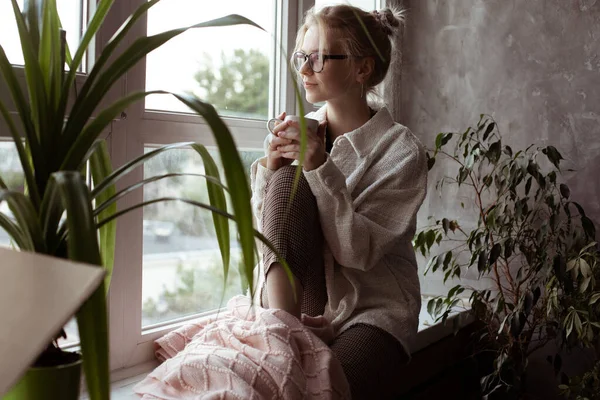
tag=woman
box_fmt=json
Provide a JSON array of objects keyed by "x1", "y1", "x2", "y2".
[{"x1": 250, "y1": 5, "x2": 427, "y2": 399}]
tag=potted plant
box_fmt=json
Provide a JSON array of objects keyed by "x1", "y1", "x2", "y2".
[
  {"x1": 413, "y1": 114, "x2": 600, "y2": 398},
  {"x1": 0, "y1": 0, "x2": 292, "y2": 398}
]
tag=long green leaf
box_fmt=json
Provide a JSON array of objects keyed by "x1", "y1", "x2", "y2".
[
  {"x1": 61, "y1": 0, "x2": 154, "y2": 123},
  {"x1": 10, "y1": 0, "x2": 50, "y2": 194},
  {"x1": 0, "y1": 47, "x2": 43, "y2": 206},
  {"x1": 62, "y1": 14, "x2": 264, "y2": 152},
  {"x1": 91, "y1": 142, "x2": 196, "y2": 199},
  {"x1": 39, "y1": 0, "x2": 59, "y2": 103},
  {"x1": 62, "y1": 90, "x2": 165, "y2": 170},
  {"x1": 93, "y1": 173, "x2": 228, "y2": 216},
  {"x1": 39, "y1": 176, "x2": 65, "y2": 255},
  {"x1": 95, "y1": 197, "x2": 294, "y2": 300},
  {"x1": 55, "y1": 172, "x2": 228, "y2": 254},
  {"x1": 53, "y1": 171, "x2": 108, "y2": 400},
  {"x1": 90, "y1": 141, "x2": 116, "y2": 291},
  {"x1": 23, "y1": 0, "x2": 42, "y2": 54},
  {"x1": 191, "y1": 144, "x2": 230, "y2": 290},
  {"x1": 0, "y1": 99, "x2": 40, "y2": 205},
  {"x1": 174, "y1": 94, "x2": 255, "y2": 295},
  {"x1": 57, "y1": 0, "x2": 114, "y2": 133},
  {"x1": 0, "y1": 213, "x2": 27, "y2": 249},
  {"x1": 0, "y1": 190, "x2": 45, "y2": 252}
]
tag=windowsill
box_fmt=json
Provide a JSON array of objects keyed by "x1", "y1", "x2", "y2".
[{"x1": 92, "y1": 298, "x2": 474, "y2": 399}]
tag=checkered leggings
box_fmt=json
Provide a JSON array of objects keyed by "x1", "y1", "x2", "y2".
[{"x1": 260, "y1": 166, "x2": 408, "y2": 399}]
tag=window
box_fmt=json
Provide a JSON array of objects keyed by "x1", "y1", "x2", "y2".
[
  {"x1": 0, "y1": 0, "x2": 86, "y2": 68},
  {"x1": 145, "y1": 0, "x2": 274, "y2": 119},
  {"x1": 141, "y1": 147, "x2": 263, "y2": 327},
  {"x1": 0, "y1": 142, "x2": 23, "y2": 249}
]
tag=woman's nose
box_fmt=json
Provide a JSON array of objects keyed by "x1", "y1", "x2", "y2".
[{"x1": 299, "y1": 59, "x2": 313, "y2": 76}]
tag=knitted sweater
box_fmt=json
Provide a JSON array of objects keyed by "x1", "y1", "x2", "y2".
[{"x1": 250, "y1": 104, "x2": 427, "y2": 355}]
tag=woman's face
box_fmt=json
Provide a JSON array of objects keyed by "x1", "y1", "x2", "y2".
[{"x1": 298, "y1": 26, "x2": 357, "y2": 105}]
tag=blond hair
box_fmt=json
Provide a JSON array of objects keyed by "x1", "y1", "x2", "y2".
[{"x1": 293, "y1": 4, "x2": 406, "y2": 92}]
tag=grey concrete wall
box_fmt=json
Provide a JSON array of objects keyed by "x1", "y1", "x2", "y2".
[
  {"x1": 388, "y1": 1, "x2": 600, "y2": 396},
  {"x1": 386, "y1": 0, "x2": 600, "y2": 294}
]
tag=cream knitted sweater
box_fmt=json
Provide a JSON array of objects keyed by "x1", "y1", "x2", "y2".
[{"x1": 250, "y1": 104, "x2": 427, "y2": 355}]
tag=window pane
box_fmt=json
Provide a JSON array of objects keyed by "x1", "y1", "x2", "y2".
[
  {"x1": 315, "y1": 0, "x2": 377, "y2": 11},
  {"x1": 142, "y1": 147, "x2": 263, "y2": 327},
  {"x1": 0, "y1": 0, "x2": 84, "y2": 67},
  {"x1": 145, "y1": 0, "x2": 273, "y2": 120},
  {"x1": 0, "y1": 142, "x2": 24, "y2": 248}
]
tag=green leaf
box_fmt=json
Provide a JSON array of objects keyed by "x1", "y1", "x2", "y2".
[
  {"x1": 0, "y1": 47, "x2": 43, "y2": 207},
  {"x1": 39, "y1": 0, "x2": 62, "y2": 110},
  {"x1": 0, "y1": 190, "x2": 45, "y2": 252},
  {"x1": 542, "y1": 146, "x2": 563, "y2": 170},
  {"x1": 171, "y1": 94, "x2": 256, "y2": 295},
  {"x1": 483, "y1": 122, "x2": 495, "y2": 141},
  {"x1": 487, "y1": 140, "x2": 502, "y2": 164},
  {"x1": 10, "y1": 0, "x2": 50, "y2": 168},
  {"x1": 52, "y1": 172, "x2": 108, "y2": 400},
  {"x1": 435, "y1": 133, "x2": 444, "y2": 148},
  {"x1": 90, "y1": 141, "x2": 116, "y2": 292},
  {"x1": 63, "y1": 14, "x2": 265, "y2": 155},
  {"x1": 62, "y1": 90, "x2": 166, "y2": 170},
  {"x1": 489, "y1": 243, "x2": 501, "y2": 266},
  {"x1": 580, "y1": 276, "x2": 592, "y2": 293},
  {"x1": 0, "y1": 213, "x2": 27, "y2": 249},
  {"x1": 588, "y1": 293, "x2": 600, "y2": 305},
  {"x1": 191, "y1": 144, "x2": 230, "y2": 291},
  {"x1": 477, "y1": 250, "x2": 488, "y2": 274},
  {"x1": 442, "y1": 218, "x2": 449, "y2": 235},
  {"x1": 503, "y1": 145, "x2": 513, "y2": 157},
  {"x1": 443, "y1": 251, "x2": 453, "y2": 270},
  {"x1": 91, "y1": 142, "x2": 196, "y2": 199},
  {"x1": 581, "y1": 216, "x2": 596, "y2": 239}
]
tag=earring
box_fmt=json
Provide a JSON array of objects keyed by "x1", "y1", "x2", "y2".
[{"x1": 360, "y1": 83, "x2": 364, "y2": 98}]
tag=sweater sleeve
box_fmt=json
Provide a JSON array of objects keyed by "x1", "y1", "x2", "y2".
[{"x1": 303, "y1": 137, "x2": 427, "y2": 271}]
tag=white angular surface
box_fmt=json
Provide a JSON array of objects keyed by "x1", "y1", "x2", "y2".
[{"x1": 0, "y1": 248, "x2": 105, "y2": 396}]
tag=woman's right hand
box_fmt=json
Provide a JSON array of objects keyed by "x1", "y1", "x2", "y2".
[{"x1": 266, "y1": 111, "x2": 294, "y2": 171}]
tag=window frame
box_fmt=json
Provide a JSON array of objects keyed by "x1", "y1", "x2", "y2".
[{"x1": 106, "y1": 0, "x2": 314, "y2": 372}]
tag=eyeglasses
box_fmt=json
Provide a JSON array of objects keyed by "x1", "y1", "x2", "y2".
[{"x1": 292, "y1": 51, "x2": 351, "y2": 73}]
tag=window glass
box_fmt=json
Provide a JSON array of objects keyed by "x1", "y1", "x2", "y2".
[
  {"x1": 0, "y1": 0, "x2": 84, "y2": 67},
  {"x1": 141, "y1": 146, "x2": 263, "y2": 327},
  {"x1": 145, "y1": 0, "x2": 274, "y2": 120}
]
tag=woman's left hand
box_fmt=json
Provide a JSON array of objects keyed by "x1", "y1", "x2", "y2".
[{"x1": 277, "y1": 121, "x2": 328, "y2": 171}]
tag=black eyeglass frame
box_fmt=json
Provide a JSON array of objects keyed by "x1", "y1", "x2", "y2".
[{"x1": 292, "y1": 51, "x2": 352, "y2": 73}]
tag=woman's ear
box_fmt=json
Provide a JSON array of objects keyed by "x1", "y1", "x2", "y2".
[{"x1": 356, "y1": 56, "x2": 375, "y2": 84}]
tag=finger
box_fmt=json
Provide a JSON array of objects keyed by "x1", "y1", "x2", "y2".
[
  {"x1": 269, "y1": 137, "x2": 292, "y2": 147},
  {"x1": 280, "y1": 151, "x2": 299, "y2": 159},
  {"x1": 272, "y1": 120, "x2": 291, "y2": 135},
  {"x1": 277, "y1": 111, "x2": 286, "y2": 120},
  {"x1": 277, "y1": 144, "x2": 300, "y2": 153}
]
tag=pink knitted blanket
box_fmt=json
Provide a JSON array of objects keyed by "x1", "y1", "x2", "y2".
[{"x1": 134, "y1": 295, "x2": 350, "y2": 399}]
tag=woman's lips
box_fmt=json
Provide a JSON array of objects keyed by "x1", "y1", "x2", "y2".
[{"x1": 304, "y1": 82, "x2": 317, "y2": 89}]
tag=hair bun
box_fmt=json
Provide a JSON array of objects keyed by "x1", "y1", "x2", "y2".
[{"x1": 372, "y1": 7, "x2": 406, "y2": 36}]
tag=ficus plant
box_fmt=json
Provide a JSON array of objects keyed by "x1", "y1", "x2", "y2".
[
  {"x1": 413, "y1": 114, "x2": 600, "y2": 399},
  {"x1": 0, "y1": 0, "x2": 298, "y2": 398}
]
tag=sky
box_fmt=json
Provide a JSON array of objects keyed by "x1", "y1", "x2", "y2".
[{"x1": 0, "y1": 0, "x2": 376, "y2": 113}]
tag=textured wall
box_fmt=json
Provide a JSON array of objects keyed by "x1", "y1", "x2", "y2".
[
  {"x1": 388, "y1": 1, "x2": 600, "y2": 395},
  {"x1": 387, "y1": 0, "x2": 600, "y2": 294}
]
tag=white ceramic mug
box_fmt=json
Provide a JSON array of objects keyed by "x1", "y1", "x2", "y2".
[{"x1": 266, "y1": 115, "x2": 319, "y2": 135}]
